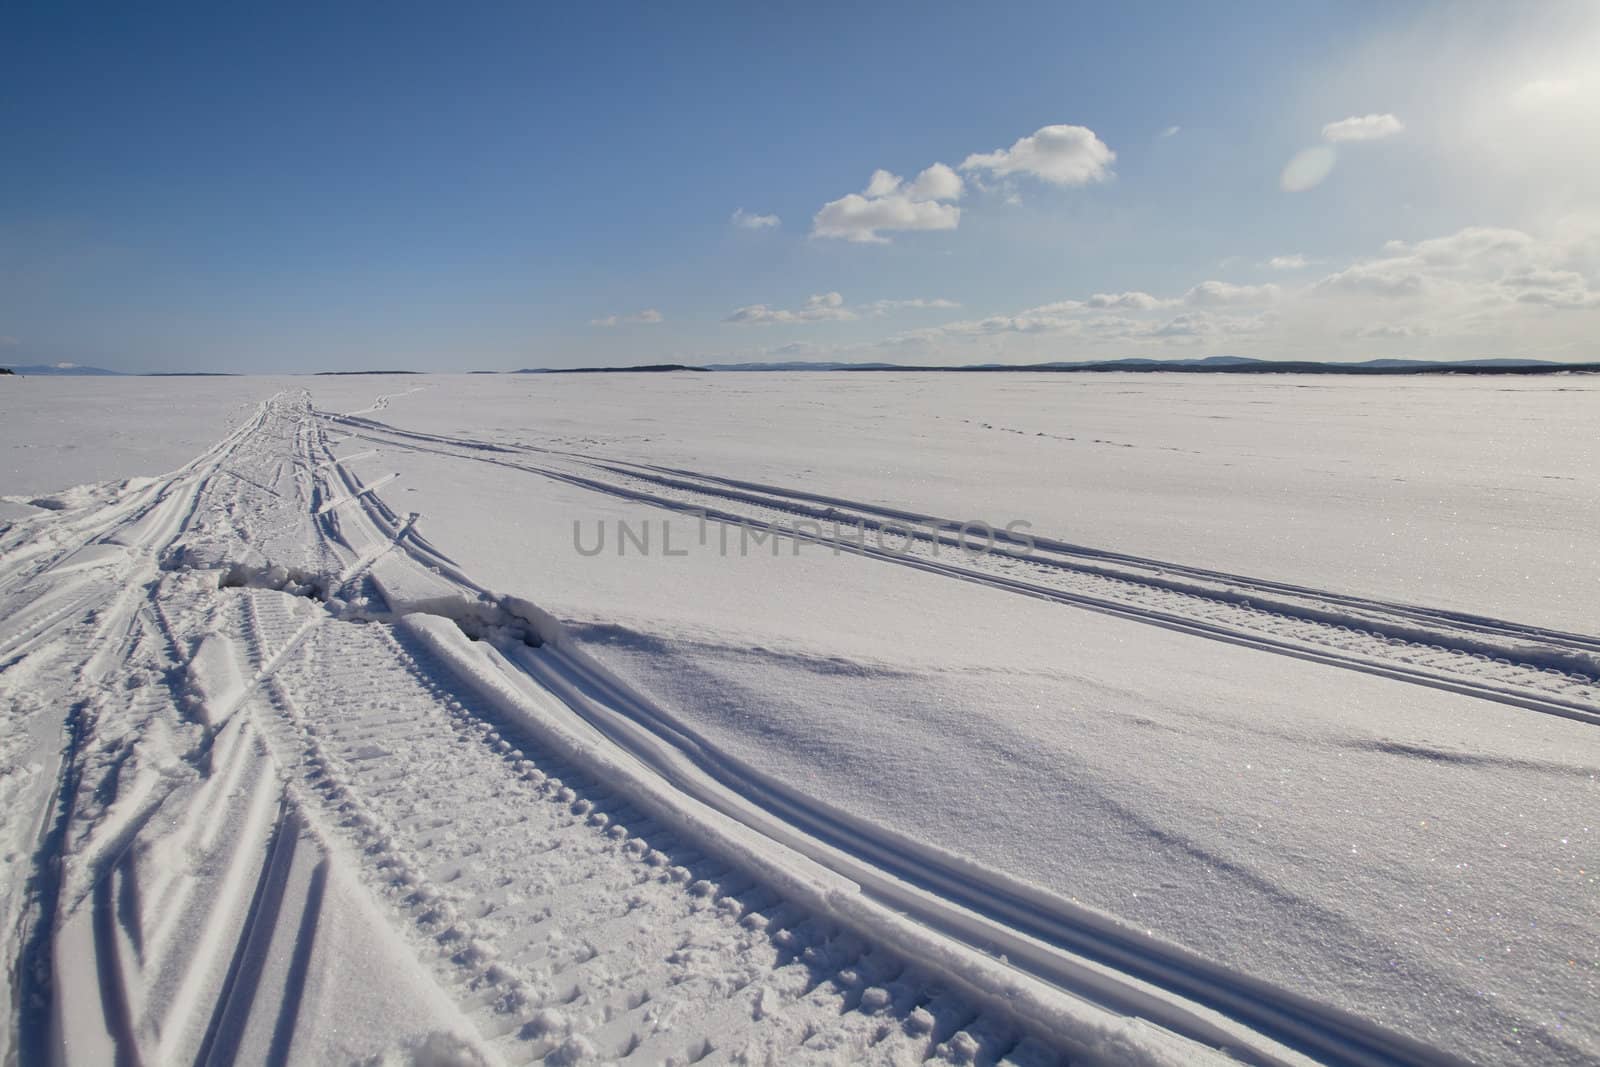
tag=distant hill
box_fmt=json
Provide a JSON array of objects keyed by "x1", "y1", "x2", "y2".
[
  {"x1": 681, "y1": 356, "x2": 1596, "y2": 376},
  {"x1": 515, "y1": 363, "x2": 708, "y2": 374},
  {"x1": 2, "y1": 363, "x2": 124, "y2": 376},
  {"x1": 699, "y1": 360, "x2": 905, "y2": 372}
]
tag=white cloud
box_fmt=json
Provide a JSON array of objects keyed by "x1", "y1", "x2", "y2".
[
  {"x1": 960, "y1": 124, "x2": 1115, "y2": 186},
  {"x1": 864, "y1": 169, "x2": 903, "y2": 198},
  {"x1": 811, "y1": 163, "x2": 966, "y2": 243},
  {"x1": 731, "y1": 208, "x2": 780, "y2": 230},
  {"x1": 727, "y1": 292, "x2": 960, "y2": 323},
  {"x1": 1313, "y1": 267, "x2": 1426, "y2": 299},
  {"x1": 812, "y1": 125, "x2": 1106, "y2": 243},
  {"x1": 725, "y1": 291, "x2": 858, "y2": 324},
  {"x1": 1085, "y1": 291, "x2": 1174, "y2": 310},
  {"x1": 1322, "y1": 113, "x2": 1405, "y2": 142},
  {"x1": 1311, "y1": 225, "x2": 1600, "y2": 330},
  {"x1": 591, "y1": 308, "x2": 664, "y2": 327},
  {"x1": 1160, "y1": 125, "x2": 1181, "y2": 138},
  {"x1": 1507, "y1": 268, "x2": 1600, "y2": 308},
  {"x1": 871, "y1": 223, "x2": 1600, "y2": 363},
  {"x1": 1268, "y1": 254, "x2": 1310, "y2": 270},
  {"x1": 1312, "y1": 227, "x2": 1555, "y2": 304},
  {"x1": 1500, "y1": 267, "x2": 1597, "y2": 307},
  {"x1": 1183, "y1": 280, "x2": 1280, "y2": 306},
  {"x1": 1383, "y1": 227, "x2": 1534, "y2": 267},
  {"x1": 1344, "y1": 323, "x2": 1431, "y2": 340},
  {"x1": 866, "y1": 298, "x2": 961, "y2": 315},
  {"x1": 887, "y1": 302, "x2": 1270, "y2": 348},
  {"x1": 812, "y1": 191, "x2": 961, "y2": 244},
  {"x1": 907, "y1": 163, "x2": 964, "y2": 202}
]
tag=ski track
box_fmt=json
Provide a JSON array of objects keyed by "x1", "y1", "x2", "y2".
[
  {"x1": 320, "y1": 412, "x2": 1600, "y2": 728},
  {"x1": 3, "y1": 392, "x2": 1182, "y2": 1067},
  {"x1": 7, "y1": 389, "x2": 1582, "y2": 1066}
]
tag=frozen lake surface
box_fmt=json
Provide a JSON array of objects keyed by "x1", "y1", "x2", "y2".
[{"x1": 1, "y1": 372, "x2": 1595, "y2": 1066}]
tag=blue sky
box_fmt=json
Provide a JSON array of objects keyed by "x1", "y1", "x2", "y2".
[{"x1": 3, "y1": 1, "x2": 1598, "y2": 371}]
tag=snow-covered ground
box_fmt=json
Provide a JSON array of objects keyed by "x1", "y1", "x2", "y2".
[{"x1": 1, "y1": 373, "x2": 1595, "y2": 1066}]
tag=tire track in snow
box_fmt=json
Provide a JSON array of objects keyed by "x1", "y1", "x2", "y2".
[
  {"x1": 276, "y1": 397, "x2": 1096, "y2": 1065},
  {"x1": 306, "y1": 398, "x2": 1500, "y2": 1066},
  {"x1": 7, "y1": 391, "x2": 1519, "y2": 1067},
  {"x1": 2, "y1": 395, "x2": 487, "y2": 1067},
  {"x1": 240, "y1": 599, "x2": 1054, "y2": 1065},
  {"x1": 322, "y1": 413, "x2": 1600, "y2": 726}
]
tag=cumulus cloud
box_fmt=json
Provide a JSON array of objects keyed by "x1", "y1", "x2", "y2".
[
  {"x1": 731, "y1": 208, "x2": 780, "y2": 230},
  {"x1": 1313, "y1": 267, "x2": 1426, "y2": 299},
  {"x1": 1268, "y1": 254, "x2": 1310, "y2": 270},
  {"x1": 866, "y1": 298, "x2": 961, "y2": 315},
  {"x1": 1508, "y1": 268, "x2": 1600, "y2": 308},
  {"x1": 907, "y1": 163, "x2": 964, "y2": 202},
  {"x1": 591, "y1": 309, "x2": 663, "y2": 327},
  {"x1": 1084, "y1": 291, "x2": 1174, "y2": 310},
  {"x1": 1322, "y1": 113, "x2": 1405, "y2": 142},
  {"x1": 1312, "y1": 227, "x2": 1555, "y2": 303},
  {"x1": 961, "y1": 124, "x2": 1115, "y2": 186},
  {"x1": 812, "y1": 164, "x2": 964, "y2": 244},
  {"x1": 1311, "y1": 224, "x2": 1600, "y2": 323},
  {"x1": 812, "y1": 125, "x2": 1108, "y2": 243},
  {"x1": 1150, "y1": 312, "x2": 1272, "y2": 341},
  {"x1": 1183, "y1": 281, "x2": 1281, "y2": 306},
  {"x1": 725, "y1": 291, "x2": 858, "y2": 324},
  {"x1": 727, "y1": 292, "x2": 961, "y2": 323},
  {"x1": 887, "y1": 303, "x2": 1270, "y2": 349},
  {"x1": 875, "y1": 223, "x2": 1600, "y2": 363},
  {"x1": 812, "y1": 194, "x2": 960, "y2": 243},
  {"x1": 1344, "y1": 323, "x2": 1431, "y2": 340},
  {"x1": 1382, "y1": 227, "x2": 1534, "y2": 267},
  {"x1": 864, "y1": 169, "x2": 903, "y2": 198},
  {"x1": 1280, "y1": 114, "x2": 1402, "y2": 194}
]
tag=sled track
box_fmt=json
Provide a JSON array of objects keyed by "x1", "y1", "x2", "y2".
[
  {"x1": 3, "y1": 393, "x2": 1129, "y2": 1067},
  {"x1": 9, "y1": 391, "x2": 1581, "y2": 1066},
  {"x1": 322, "y1": 412, "x2": 1600, "y2": 727},
  {"x1": 307, "y1": 399, "x2": 1535, "y2": 1066},
  {"x1": 244, "y1": 591, "x2": 1054, "y2": 1066}
]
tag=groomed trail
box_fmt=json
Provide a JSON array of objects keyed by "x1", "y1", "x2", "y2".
[{"x1": 0, "y1": 391, "x2": 1584, "y2": 1066}]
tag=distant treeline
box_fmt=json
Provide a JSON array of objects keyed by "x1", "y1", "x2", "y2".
[
  {"x1": 517, "y1": 364, "x2": 708, "y2": 374},
  {"x1": 512, "y1": 360, "x2": 1600, "y2": 376},
  {"x1": 922, "y1": 361, "x2": 1600, "y2": 376}
]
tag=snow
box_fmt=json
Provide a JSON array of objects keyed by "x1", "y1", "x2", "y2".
[
  {"x1": 0, "y1": 375, "x2": 278, "y2": 498},
  {"x1": 1, "y1": 374, "x2": 1597, "y2": 1066},
  {"x1": 309, "y1": 371, "x2": 1599, "y2": 632}
]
